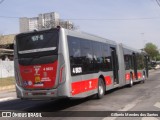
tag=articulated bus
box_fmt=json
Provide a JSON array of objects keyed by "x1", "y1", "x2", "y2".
[{"x1": 14, "y1": 27, "x2": 149, "y2": 99}]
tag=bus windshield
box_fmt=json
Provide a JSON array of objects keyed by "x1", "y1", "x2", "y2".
[{"x1": 16, "y1": 29, "x2": 59, "y2": 58}]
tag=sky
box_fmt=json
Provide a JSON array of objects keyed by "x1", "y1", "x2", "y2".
[{"x1": 0, "y1": 0, "x2": 160, "y2": 49}]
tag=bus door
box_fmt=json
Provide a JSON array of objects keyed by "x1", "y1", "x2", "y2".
[
  {"x1": 132, "y1": 53, "x2": 138, "y2": 80},
  {"x1": 110, "y1": 47, "x2": 119, "y2": 84}
]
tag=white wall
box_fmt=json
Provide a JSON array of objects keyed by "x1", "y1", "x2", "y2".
[{"x1": 0, "y1": 60, "x2": 14, "y2": 78}]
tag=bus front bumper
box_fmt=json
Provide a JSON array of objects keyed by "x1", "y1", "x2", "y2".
[{"x1": 16, "y1": 84, "x2": 59, "y2": 100}]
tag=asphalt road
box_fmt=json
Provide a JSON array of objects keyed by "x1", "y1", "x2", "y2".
[{"x1": 0, "y1": 69, "x2": 160, "y2": 120}]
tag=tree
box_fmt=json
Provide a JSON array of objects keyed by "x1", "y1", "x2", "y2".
[
  {"x1": 156, "y1": 54, "x2": 160, "y2": 61},
  {"x1": 144, "y1": 42, "x2": 159, "y2": 60}
]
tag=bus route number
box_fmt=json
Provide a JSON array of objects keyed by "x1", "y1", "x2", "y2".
[
  {"x1": 72, "y1": 67, "x2": 82, "y2": 74},
  {"x1": 32, "y1": 35, "x2": 44, "y2": 42}
]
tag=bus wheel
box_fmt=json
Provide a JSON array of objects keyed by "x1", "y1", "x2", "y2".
[
  {"x1": 97, "y1": 78, "x2": 105, "y2": 99},
  {"x1": 129, "y1": 75, "x2": 133, "y2": 87}
]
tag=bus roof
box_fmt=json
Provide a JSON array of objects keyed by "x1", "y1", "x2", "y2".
[
  {"x1": 16, "y1": 27, "x2": 143, "y2": 53},
  {"x1": 119, "y1": 43, "x2": 141, "y2": 53},
  {"x1": 16, "y1": 28, "x2": 58, "y2": 37},
  {"x1": 64, "y1": 28, "x2": 117, "y2": 46}
]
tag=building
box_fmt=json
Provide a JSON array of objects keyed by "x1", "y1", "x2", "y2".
[
  {"x1": 0, "y1": 34, "x2": 15, "y2": 60},
  {"x1": 29, "y1": 17, "x2": 39, "y2": 31},
  {"x1": 19, "y1": 12, "x2": 75, "y2": 33},
  {"x1": 38, "y1": 12, "x2": 60, "y2": 29},
  {"x1": 60, "y1": 20, "x2": 74, "y2": 30},
  {"x1": 19, "y1": 12, "x2": 60, "y2": 32},
  {"x1": 19, "y1": 17, "x2": 29, "y2": 32}
]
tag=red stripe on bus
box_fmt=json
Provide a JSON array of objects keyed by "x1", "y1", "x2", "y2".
[
  {"x1": 105, "y1": 76, "x2": 112, "y2": 85},
  {"x1": 126, "y1": 72, "x2": 142, "y2": 80},
  {"x1": 125, "y1": 73, "x2": 130, "y2": 81},
  {"x1": 71, "y1": 76, "x2": 112, "y2": 96},
  {"x1": 71, "y1": 78, "x2": 98, "y2": 96},
  {"x1": 138, "y1": 72, "x2": 142, "y2": 79}
]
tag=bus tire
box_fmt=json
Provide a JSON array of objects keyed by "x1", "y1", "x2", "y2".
[
  {"x1": 97, "y1": 78, "x2": 105, "y2": 99},
  {"x1": 129, "y1": 74, "x2": 133, "y2": 87}
]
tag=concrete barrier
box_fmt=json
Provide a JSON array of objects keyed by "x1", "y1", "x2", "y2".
[{"x1": 0, "y1": 60, "x2": 14, "y2": 78}]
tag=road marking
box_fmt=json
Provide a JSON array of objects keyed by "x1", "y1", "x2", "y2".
[
  {"x1": 102, "y1": 97, "x2": 143, "y2": 120},
  {"x1": 155, "y1": 85, "x2": 160, "y2": 88},
  {"x1": 142, "y1": 117, "x2": 159, "y2": 120},
  {"x1": 102, "y1": 117, "x2": 116, "y2": 120},
  {"x1": 119, "y1": 98, "x2": 142, "y2": 111},
  {"x1": 154, "y1": 102, "x2": 160, "y2": 109},
  {"x1": 0, "y1": 97, "x2": 16, "y2": 102}
]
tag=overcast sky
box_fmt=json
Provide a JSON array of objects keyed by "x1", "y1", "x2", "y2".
[{"x1": 0, "y1": 0, "x2": 160, "y2": 49}]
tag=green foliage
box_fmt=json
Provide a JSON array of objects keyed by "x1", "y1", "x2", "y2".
[
  {"x1": 144, "y1": 43, "x2": 159, "y2": 60},
  {"x1": 156, "y1": 54, "x2": 160, "y2": 61}
]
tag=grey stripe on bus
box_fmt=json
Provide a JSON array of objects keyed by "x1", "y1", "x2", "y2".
[{"x1": 18, "y1": 47, "x2": 56, "y2": 54}]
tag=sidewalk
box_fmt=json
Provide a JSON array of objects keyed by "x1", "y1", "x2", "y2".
[
  {"x1": 0, "y1": 85, "x2": 15, "y2": 91},
  {"x1": 0, "y1": 81, "x2": 16, "y2": 101},
  {"x1": 149, "y1": 69, "x2": 158, "y2": 73},
  {"x1": 0, "y1": 87, "x2": 16, "y2": 101}
]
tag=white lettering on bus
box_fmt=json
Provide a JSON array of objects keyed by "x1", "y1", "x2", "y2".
[
  {"x1": 72, "y1": 67, "x2": 82, "y2": 74},
  {"x1": 34, "y1": 66, "x2": 41, "y2": 74},
  {"x1": 46, "y1": 67, "x2": 53, "y2": 71},
  {"x1": 32, "y1": 35, "x2": 44, "y2": 41},
  {"x1": 89, "y1": 81, "x2": 92, "y2": 88}
]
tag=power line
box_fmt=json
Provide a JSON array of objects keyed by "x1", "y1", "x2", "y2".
[
  {"x1": 0, "y1": 15, "x2": 160, "y2": 21},
  {"x1": 62, "y1": 17, "x2": 160, "y2": 21},
  {"x1": 0, "y1": 0, "x2": 5, "y2": 4},
  {"x1": 0, "y1": 16, "x2": 19, "y2": 19},
  {"x1": 156, "y1": 0, "x2": 160, "y2": 7}
]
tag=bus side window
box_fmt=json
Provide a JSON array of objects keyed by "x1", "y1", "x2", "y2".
[
  {"x1": 80, "y1": 39, "x2": 94, "y2": 73},
  {"x1": 68, "y1": 36, "x2": 82, "y2": 75},
  {"x1": 136, "y1": 53, "x2": 145, "y2": 70},
  {"x1": 101, "y1": 44, "x2": 112, "y2": 71},
  {"x1": 123, "y1": 49, "x2": 133, "y2": 70},
  {"x1": 92, "y1": 42, "x2": 102, "y2": 72}
]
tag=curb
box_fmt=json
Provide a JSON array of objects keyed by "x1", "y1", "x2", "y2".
[{"x1": 0, "y1": 85, "x2": 15, "y2": 91}]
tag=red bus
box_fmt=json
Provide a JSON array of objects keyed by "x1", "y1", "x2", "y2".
[{"x1": 14, "y1": 27, "x2": 149, "y2": 99}]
